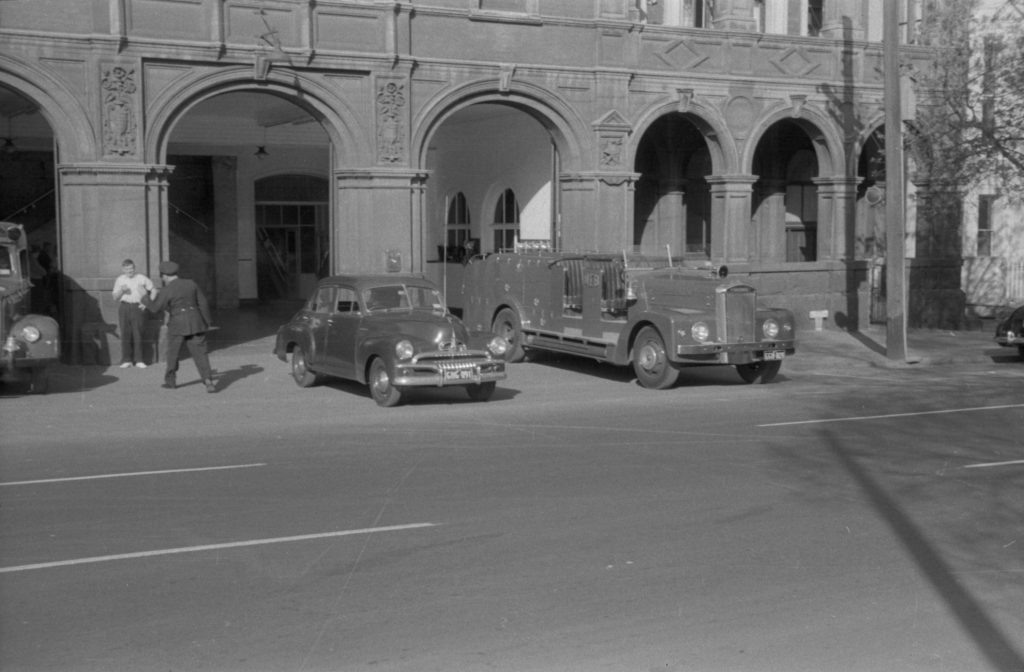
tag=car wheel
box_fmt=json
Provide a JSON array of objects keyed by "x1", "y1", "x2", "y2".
[
  {"x1": 736, "y1": 360, "x2": 782, "y2": 384},
  {"x1": 466, "y1": 381, "x2": 496, "y2": 402},
  {"x1": 291, "y1": 346, "x2": 320, "y2": 388},
  {"x1": 368, "y1": 357, "x2": 403, "y2": 407},
  {"x1": 632, "y1": 326, "x2": 680, "y2": 389},
  {"x1": 492, "y1": 307, "x2": 526, "y2": 363}
]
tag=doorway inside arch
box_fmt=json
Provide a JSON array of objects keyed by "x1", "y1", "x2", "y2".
[{"x1": 255, "y1": 174, "x2": 329, "y2": 301}]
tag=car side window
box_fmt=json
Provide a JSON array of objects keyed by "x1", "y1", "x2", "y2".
[
  {"x1": 335, "y1": 287, "x2": 360, "y2": 313},
  {"x1": 313, "y1": 286, "x2": 335, "y2": 313}
]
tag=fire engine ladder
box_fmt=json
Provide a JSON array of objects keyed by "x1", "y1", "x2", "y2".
[{"x1": 256, "y1": 227, "x2": 288, "y2": 297}]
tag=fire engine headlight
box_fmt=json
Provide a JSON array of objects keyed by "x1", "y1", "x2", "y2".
[
  {"x1": 487, "y1": 336, "x2": 509, "y2": 357},
  {"x1": 395, "y1": 340, "x2": 415, "y2": 361},
  {"x1": 691, "y1": 321, "x2": 710, "y2": 343},
  {"x1": 21, "y1": 325, "x2": 42, "y2": 343},
  {"x1": 762, "y1": 319, "x2": 780, "y2": 339}
]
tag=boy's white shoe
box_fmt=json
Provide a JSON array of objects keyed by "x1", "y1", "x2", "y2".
[
  {"x1": 135, "y1": 362, "x2": 147, "y2": 369},
  {"x1": 120, "y1": 362, "x2": 132, "y2": 369}
]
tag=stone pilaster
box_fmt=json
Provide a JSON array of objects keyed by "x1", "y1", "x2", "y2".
[{"x1": 707, "y1": 175, "x2": 756, "y2": 264}]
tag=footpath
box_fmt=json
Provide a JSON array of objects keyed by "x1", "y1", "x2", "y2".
[{"x1": 11, "y1": 305, "x2": 1018, "y2": 397}]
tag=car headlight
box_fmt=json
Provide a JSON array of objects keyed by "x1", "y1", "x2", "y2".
[
  {"x1": 487, "y1": 336, "x2": 509, "y2": 357},
  {"x1": 21, "y1": 325, "x2": 41, "y2": 343},
  {"x1": 691, "y1": 321, "x2": 710, "y2": 343},
  {"x1": 762, "y1": 319, "x2": 779, "y2": 339},
  {"x1": 395, "y1": 340, "x2": 415, "y2": 360}
]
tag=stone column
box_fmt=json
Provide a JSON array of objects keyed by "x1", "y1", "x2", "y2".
[
  {"x1": 707, "y1": 175, "x2": 756, "y2": 264},
  {"x1": 821, "y1": 0, "x2": 865, "y2": 41},
  {"x1": 332, "y1": 168, "x2": 428, "y2": 274},
  {"x1": 558, "y1": 171, "x2": 637, "y2": 252},
  {"x1": 712, "y1": 0, "x2": 756, "y2": 31},
  {"x1": 751, "y1": 177, "x2": 786, "y2": 264},
  {"x1": 813, "y1": 176, "x2": 859, "y2": 261},
  {"x1": 57, "y1": 163, "x2": 171, "y2": 364}
]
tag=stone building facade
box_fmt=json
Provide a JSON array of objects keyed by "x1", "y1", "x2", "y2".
[{"x1": 0, "y1": 0, "x2": 964, "y2": 363}]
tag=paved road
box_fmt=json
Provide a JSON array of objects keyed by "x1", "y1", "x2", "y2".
[{"x1": 2, "y1": 351, "x2": 1023, "y2": 672}]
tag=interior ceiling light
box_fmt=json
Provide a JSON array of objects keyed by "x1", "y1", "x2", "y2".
[
  {"x1": 1, "y1": 137, "x2": 15, "y2": 154},
  {"x1": 254, "y1": 145, "x2": 268, "y2": 159}
]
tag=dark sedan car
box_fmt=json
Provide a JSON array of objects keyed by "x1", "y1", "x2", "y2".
[
  {"x1": 995, "y1": 305, "x2": 1024, "y2": 359},
  {"x1": 274, "y1": 274, "x2": 509, "y2": 406}
]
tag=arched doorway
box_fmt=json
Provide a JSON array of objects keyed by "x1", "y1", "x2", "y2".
[
  {"x1": 0, "y1": 85, "x2": 57, "y2": 315},
  {"x1": 633, "y1": 113, "x2": 713, "y2": 259},
  {"x1": 422, "y1": 102, "x2": 558, "y2": 309},
  {"x1": 166, "y1": 91, "x2": 330, "y2": 307},
  {"x1": 751, "y1": 120, "x2": 821, "y2": 263}
]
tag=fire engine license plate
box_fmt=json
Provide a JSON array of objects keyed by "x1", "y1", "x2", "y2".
[
  {"x1": 443, "y1": 368, "x2": 477, "y2": 382},
  {"x1": 763, "y1": 350, "x2": 785, "y2": 361}
]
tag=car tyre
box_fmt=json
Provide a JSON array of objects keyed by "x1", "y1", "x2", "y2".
[
  {"x1": 368, "y1": 357, "x2": 403, "y2": 407},
  {"x1": 291, "y1": 346, "x2": 321, "y2": 388},
  {"x1": 632, "y1": 326, "x2": 680, "y2": 389},
  {"x1": 492, "y1": 307, "x2": 526, "y2": 363},
  {"x1": 736, "y1": 360, "x2": 782, "y2": 384},
  {"x1": 465, "y1": 381, "x2": 496, "y2": 402}
]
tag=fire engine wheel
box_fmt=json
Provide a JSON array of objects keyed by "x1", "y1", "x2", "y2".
[
  {"x1": 466, "y1": 381, "x2": 496, "y2": 402},
  {"x1": 632, "y1": 326, "x2": 680, "y2": 390},
  {"x1": 736, "y1": 360, "x2": 782, "y2": 384},
  {"x1": 368, "y1": 357, "x2": 404, "y2": 407},
  {"x1": 492, "y1": 308, "x2": 527, "y2": 363},
  {"x1": 290, "y1": 346, "x2": 321, "y2": 388}
]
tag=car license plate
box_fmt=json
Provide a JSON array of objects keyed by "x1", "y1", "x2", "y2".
[
  {"x1": 443, "y1": 368, "x2": 476, "y2": 382},
  {"x1": 763, "y1": 350, "x2": 785, "y2": 361}
]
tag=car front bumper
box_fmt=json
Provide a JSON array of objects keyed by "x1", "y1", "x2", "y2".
[{"x1": 393, "y1": 359, "x2": 507, "y2": 387}]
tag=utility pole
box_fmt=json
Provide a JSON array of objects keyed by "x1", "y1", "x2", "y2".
[{"x1": 884, "y1": 0, "x2": 908, "y2": 360}]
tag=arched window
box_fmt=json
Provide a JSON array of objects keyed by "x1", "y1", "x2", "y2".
[
  {"x1": 446, "y1": 192, "x2": 471, "y2": 255},
  {"x1": 492, "y1": 188, "x2": 520, "y2": 252}
]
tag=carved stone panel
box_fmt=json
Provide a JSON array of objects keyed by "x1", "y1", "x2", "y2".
[
  {"x1": 376, "y1": 79, "x2": 407, "y2": 164},
  {"x1": 101, "y1": 64, "x2": 139, "y2": 158}
]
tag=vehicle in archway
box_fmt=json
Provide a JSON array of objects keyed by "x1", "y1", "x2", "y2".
[
  {"x1": 461, "y1": 247, "x2": 796, "y2": 389},
  {"x1": 994, "y1": 305, "x2": 1024, "y2": 359},
  {"x1": 0, "y1": 221, "x2": 60, "y2": 393},
  {"x1": 274, "y1": 274, "x2": 509, "y2": 407}
]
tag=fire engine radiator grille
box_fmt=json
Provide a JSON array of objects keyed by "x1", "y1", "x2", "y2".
[{"x1": 717, "y1": 286, "x2": 756, "y2": 343}]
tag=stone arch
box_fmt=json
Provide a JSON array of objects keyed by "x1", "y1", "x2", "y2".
[
  {"x1": 0, "y1": 54, "x2": 97, "y2": 160},
  {"x1": 628, "y1": 97, "x2": 738, "y2": 176},
  {"x1": 411, "y1": 79, "x2": 589, "y2": 173},
  {"x1": 144, "y1": 66, "x2": 371, "y2": 164},
  {"x1": 742, "y1": 101, "x2": 846, "y2": 178}
]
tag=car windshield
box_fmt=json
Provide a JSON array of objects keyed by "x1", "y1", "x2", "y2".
[
  {"x1": 363, "y1": 284, "x2": 446, "y2": 313},
  {"x1": 0, "y1": 247, "x2": 12, "y2": 276}
]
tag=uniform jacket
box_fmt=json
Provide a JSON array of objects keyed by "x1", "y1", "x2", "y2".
[{"x1": 143, "y1": 277, "x2": 212, "y2": 336}]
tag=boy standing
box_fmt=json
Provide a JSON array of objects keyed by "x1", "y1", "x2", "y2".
[{"x1": 111, "y1": 259, "x2": 155, "y2": 368}]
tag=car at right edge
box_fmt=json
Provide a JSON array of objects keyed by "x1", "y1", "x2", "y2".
[{"x1": 994, "y1": 305, "x2": 1024, "y2": 359}]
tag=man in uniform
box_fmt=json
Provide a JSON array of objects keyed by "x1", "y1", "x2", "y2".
[{"x1": 142, "y1": 260, "x2": 217, "y2": 393}]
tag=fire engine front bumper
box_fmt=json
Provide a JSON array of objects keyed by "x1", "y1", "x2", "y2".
[{"x1": 674, "y1": 341, "x2": 796, "y2": 365}]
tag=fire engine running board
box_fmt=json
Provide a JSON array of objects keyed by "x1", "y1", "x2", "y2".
[{"x1": 526, "y1": 331, "x2": 612, "y2": 358}]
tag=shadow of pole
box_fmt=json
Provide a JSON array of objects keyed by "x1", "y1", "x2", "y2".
[{"x1": 827, "y1": 432, "x2": 1024, "y2": 672}]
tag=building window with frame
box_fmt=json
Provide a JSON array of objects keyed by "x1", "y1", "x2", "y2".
[
  {"x1": 806, "y1": 0, "x2": 823, "y2": 36},
  {"x1": 443, "y1": 192, "x2": 471, "y2": 261},
  {"x1": 492, "y1": 188, "x2": 520, "y2": 252},
  {"x1": 977, "y1": 194, "x2": 996, "y2": 257}
]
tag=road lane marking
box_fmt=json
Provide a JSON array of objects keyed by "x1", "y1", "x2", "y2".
[
  {"x1": 757, "y1": 403, "x2": 1024, "y2": 428},
  {"x1": 964, "y1": 459, "x2": 1024, "y2": 469},
  {"x1": 0, "y1": 522, "x2": 437, "y2": 574},
  {"x1": 0, "y1": 463, "x2": 267, "y2": 487}
]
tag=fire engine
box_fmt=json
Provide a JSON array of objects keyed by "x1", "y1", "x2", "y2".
[
  {"x1": 461, "y1": 246, "x2": 796, "y2": 389},
  {"x1": 0, "y1": 221, "x2": 59, "y2": 393}
]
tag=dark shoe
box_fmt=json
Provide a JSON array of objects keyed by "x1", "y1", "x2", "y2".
[
  {"x1": 163, "y1": 376, "x2": 176, "y2": 390},
  {"x1": 204, "y1": 379, "x2": 216, "y2": 393}
]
